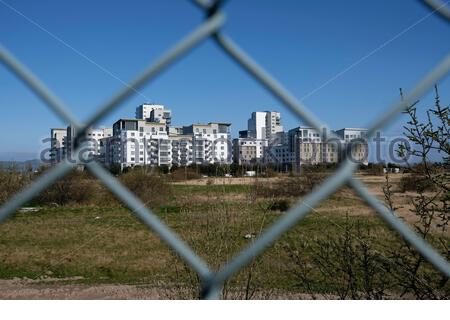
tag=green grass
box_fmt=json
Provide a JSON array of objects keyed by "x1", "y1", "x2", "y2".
[
  {"x1": 171, "y1": 183, "x2": 252, "y2": 195},
  {"x1": 0, "y1": 204, "x2": 391, "y2": 284},
  {"x1": 0, "y1": 178, "x2": 448, "y2": 298}
]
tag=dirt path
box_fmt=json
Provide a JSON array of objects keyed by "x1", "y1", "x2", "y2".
[
  {"x1": 0, "y1": 278, "x2": 166, "y2": 299},
  {"x1": 0, "y1": 278, "x2": 328, "y2": 299}
]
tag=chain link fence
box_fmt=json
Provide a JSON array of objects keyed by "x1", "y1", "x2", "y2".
[{"x1": 0, "y1": 0, "x2": 449, "y2": 299}]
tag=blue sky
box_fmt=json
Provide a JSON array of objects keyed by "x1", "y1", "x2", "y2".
[{"x1": 1, "y1": 0, "x2": 449, "y2": 161}]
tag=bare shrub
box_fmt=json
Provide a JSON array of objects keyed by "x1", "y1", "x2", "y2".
[
  {"x1": 398, "y1": 174, "x2": 436, "y2": 193},
  {"x1": 365, "y1": 163, "x2": 384, "y2": 176},
  {"x1": 163, "y1": 184, "x2": 273, "y2": 299},
  {"x1": 267, "y1": 199, "x2": 290, "y2": 212},
  {"x1": 382, "y1": 86, "x2": 450, "y2": 299},
  {"x1": 168, "y1": 167, "x2": 201, "y2": 181},
  {"x1": 0, "y1": 165, "x2": 31, "y2": 204},
  {"x1": 35, "y1": 170, "x2": 96, "y2": 206},
  {"x1": 119, "y1": 167, "x2": 171, "y2": 208},
  {"x1": 255, "y1": 172, "x2": 326, "y2": 198},
  {"x1": 285, "y1": 214, "x2": 392, "y2": 299}
]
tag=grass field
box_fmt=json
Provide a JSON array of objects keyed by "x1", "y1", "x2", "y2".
[{"x1": 0, "y1": 173, "x2": 448, "y2": 299}]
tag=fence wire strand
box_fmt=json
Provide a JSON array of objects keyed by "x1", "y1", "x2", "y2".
[{"x1": 0, "y1": 0, "x2": 449, "y2": 299}]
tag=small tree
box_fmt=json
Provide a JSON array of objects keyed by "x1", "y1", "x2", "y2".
[{"x1": 385, "y1": 85, "x2": 449, "y2": 299}]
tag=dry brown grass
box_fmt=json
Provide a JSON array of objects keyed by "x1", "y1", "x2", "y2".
[{"x1": 0, "y1": 171, "x2": 448, "y2": 299}]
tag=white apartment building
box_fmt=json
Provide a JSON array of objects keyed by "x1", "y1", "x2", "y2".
[
  {"x1": 50, "y1": 128, "x2": 67, "y2": 164},
  {"x1": 335, "y1": 128, "x2": 368, "y2": 142},
  {"x1": 247, "y1": 112, "x2": 267, "y2": 140},
  {"x1": 265, "y1": 111, "x2": 283, "y2": 142},
  {"x1": 286, "y1": 126, "x2": 368, "y2": 171},
  {"x1": 50, "y1": 126, "x2": 112, "y2": 163},
  {"x1": 232, "y1": 138, "x2": 268, "y2": 165},
  {"x1": 135, "y1": 103, "x2": 172, "y2": 126},
  {"x1": 170, "y1": 135, "x2": 194, "y2": 166},
  {"x1": 50, "y1": 105, "x2": 368, "y2": 171},
  {"x1": 247, "y1": 111, "x2": 284, "y2": 142},
  {"x1": 109, "y1": 119, "x2": 171, "y2": 168},
  {"x1": 85, "y1": 127, "x2": 112, "y2": 159},
  {"x1": 51, "y1": 115, "x2": 232, "y2": 169},
  {"x1": 235, "y1": 111, "x2": 284, "y2": 165},
  {"x1": 335, "y1": 128, "x2": 369, "y2": 165},
  {"x1": 181, "y1": 122, "x2": 232, "y2": 164}
]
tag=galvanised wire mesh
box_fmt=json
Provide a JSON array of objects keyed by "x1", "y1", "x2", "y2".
[{"x1": 0, "y1": 0, "x2": 449, "y2": 299}]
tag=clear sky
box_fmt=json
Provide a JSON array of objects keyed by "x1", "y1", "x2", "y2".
[{"x1": 1, "y1": 0, "x2": 449, "y2": 161}]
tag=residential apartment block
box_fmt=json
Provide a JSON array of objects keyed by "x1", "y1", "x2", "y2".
[
  {"x1": 50, "y1": 104, "x2": 367, "y2": 171},
  {"x1": 135, "y1": 103, "x2": 172, "y2": 126},
  {"x1": 232, "y1": 138, "x2": 268, "y2": 165},
  {"x1": 50, "y1": 126, "x2": 112, "y2": 164},
  {"x1": 50, "y1": 128, "x2": 67, "y2": 164},
  {"x1": 286, "y1": 126, "x2": 368, "y2": 171},
  {"x1": 247, "y1": 111, "x2": 284, "y2": 142},
  {"x1": 181, "y1": 122, "x2": 232, "y2": 165},
  {"x1": 50, "y1": 104, "x2": 232, "y2": 169},
  {"x1": 233, "y1": 115, "x2": 368, "y2": 171}
]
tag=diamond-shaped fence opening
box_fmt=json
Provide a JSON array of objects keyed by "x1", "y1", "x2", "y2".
[{"x1": 0, "y1": 0, "x2": 449, "y2": 299}]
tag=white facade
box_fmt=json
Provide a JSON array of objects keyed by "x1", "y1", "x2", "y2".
[
  {"x1": 247, "y1": 111, "x2": 284, "y2": 142},
  {"x1": 136, "y1": 104, "x2": 164, "y2": 120},
  {"x1": 247, "y1": 112, "x2": 267, "y2": 140},
  {"x1": 50, "y1": 126, "x2": 112, "y2": 163},
  {"x1": 182, "y1": 123, "x2": 232, "y2": 164},
  {"x1": 335, "y1": 128, "x2": 369, "y2": 165},
  {"x1": 111, "y1": 119, "x2": 171, "y2": 168},
  {"x1": 85, "y1": 127, "x2": 112, "y2": 159},
  {"x1": 265, "y1": 111, "x2": 283, "y2": 141},
  {"x1": 170, "y1": 135, "x2": 194, "y2": 166},
  {"x1": 135, "y1": 103, "x2": 171, "y2": 126},
  {"x1": 233, "y1": 138, "x2": 268, "y2": 165},
  {"x1": 50, "y1": 105, "x2": 368, "y2": 171},
  {"x1": 50, "y1": 128, "x2": 66, "y2": 164},
  {"x1": 107, "y1": 119, "x2": 234, "y2": 169},
  {"x1": 284, "y1": 126, "x2": 368, "y2": 171},
  {"x1": 335, "y1": 128, "x2": 367, "y2": 142}
]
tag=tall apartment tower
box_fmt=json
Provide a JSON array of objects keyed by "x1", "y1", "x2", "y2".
[
  {"x1": 247, "y1": 112, "x2": 267, "y2": 140},
  {"x1": 265, "y1": 111, "x2": 283, "y2": 142},
  {"x1": 50, "y1": 128, "x2": 67, "y2": 164},
  {"x1": 247, "y1": 111, "x2": 283, "y2": 142},
  {"x1": 135, "y1": 103, "x2": 171, "y2": 125}
]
